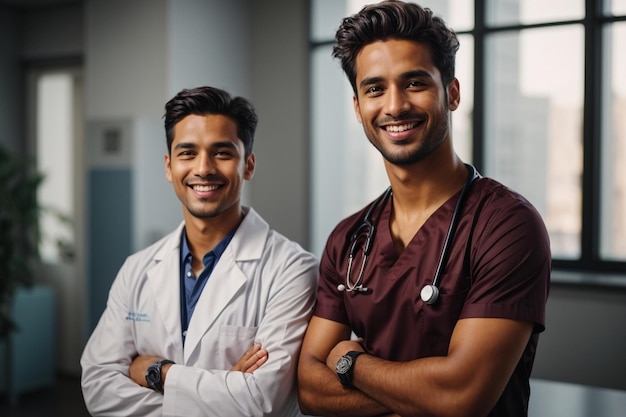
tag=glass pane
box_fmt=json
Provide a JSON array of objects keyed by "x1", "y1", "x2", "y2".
[
  {"x1": 311, "y1": 0, "x2": 473, "y2": 43},
  {"x1": 310, "y1": 45, "x2": 388, "y2": 256},
  {"x1": 484, "y1": 26, "x2": 584, "y2": 259},
  {"x1": 37, "y1": 73, "x2": 75, "y2": 262},
  {"x1": 417, "y1": 0, "x2": 474, "y2": 32},
  {"x1": 455, "y1": 34, "x2": 474, "y2": 163},
  {"x1": 606, "y1": 0, "x2": 626, "y2": 15},
  {"x1": 487, "y1": 0, "x2": 584, "y2": 26},
  {"x1": 310, "y1": 0, "x2": 350, "y2": 42},
  {"x1": 600, "y1": 23, "x2": 626, "y2": 260}
]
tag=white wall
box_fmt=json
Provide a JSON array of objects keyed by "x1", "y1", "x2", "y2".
[
  {"x1": 85, "y1": 0, "x2": 169, "y2": 120},
  {"x1": 249, "y1": 0, "x2": 311, "y2": 243},
  {"x1": 168, "y1": 0, "x2": 251, "y2": 98}
]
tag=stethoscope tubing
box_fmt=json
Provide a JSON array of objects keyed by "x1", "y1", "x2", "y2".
[{"x1": 341, "y1": 164, "x2": 480, "y2": 303}]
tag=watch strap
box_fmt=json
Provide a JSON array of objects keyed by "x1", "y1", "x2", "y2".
[
  {"x1": 336, "y1": 351, "x2": 363, "y2": 388},
  {"x1": 146, "y1": 359, "x2": 175, "y2": 393}
]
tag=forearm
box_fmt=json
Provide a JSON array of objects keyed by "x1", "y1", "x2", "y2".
[
  {"x1": 81, "y1": 363, "x2": 163, "y2": 416},
  {"x1": 350, "y1": 353, "x2": 463, "y2": 417},
  {"x1": 163, "y1": 363, "x2": 285, "y2": 416},
  {"x1": 346, "y1": 319, "x2": 534, "y2": 417},
  {"x1": 298, "y1": 356, "x2": 393, "y2": 417}
]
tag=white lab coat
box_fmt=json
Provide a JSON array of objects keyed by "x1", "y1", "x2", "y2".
[{"x1": 81, "y1": 208, "x2": 319, "y2": 417}]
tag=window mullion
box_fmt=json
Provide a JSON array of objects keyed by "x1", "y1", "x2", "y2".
[
  {"x1": 472, "y1": 0, "x2": 485, "y2": 171},
  {"x1": 580, "y1": 0, "x2": 603, "y2": 266}
]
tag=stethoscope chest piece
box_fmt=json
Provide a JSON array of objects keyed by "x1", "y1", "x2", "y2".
[{"x1": 420, "y1": 284, "x2": 439, "y2": 305}]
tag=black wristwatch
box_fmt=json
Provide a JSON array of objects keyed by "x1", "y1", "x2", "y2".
[
  {"x1": 335, "y1": 351, "x2": 363, "y2": 388},
  {"x1": 145, "y1": 359, "x2": 175, "y2": 393}
]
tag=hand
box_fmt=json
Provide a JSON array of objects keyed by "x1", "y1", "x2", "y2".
[
  {"x1": 231, "y1": 343, "x2": 268, "y2": 373},
  {"x1": 325, "y1": 339, "x2": 364, "y2": 370}
]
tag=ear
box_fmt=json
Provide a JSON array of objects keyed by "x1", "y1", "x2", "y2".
[
  {"x1": 447, "y1": 78, "x2": 460, "y2": 111},
  {"x1": 243, "y1": 152, "x2": 255, "y2": 180},
  {"x1": 352, "y1": 95, "x2": 363, "y2": 124},
  {"x1": 164, "y1": 153, "x2": 173, "y2": 183}
]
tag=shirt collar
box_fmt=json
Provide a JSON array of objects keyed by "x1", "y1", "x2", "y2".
[{"x1": 180, "y1": 225, "x2": 239, "y2": 267}]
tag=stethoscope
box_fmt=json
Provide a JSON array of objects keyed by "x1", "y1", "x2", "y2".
[{"x1": 338, "y1": 164, "x2": 481, "y2": 305}]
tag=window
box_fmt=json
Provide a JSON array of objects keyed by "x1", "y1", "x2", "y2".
[
  {"x1": 310, "y1": 0, "x2": 626, "y2": 274},
  {"x1": 31, "y1": 69, "x2": 82, "y2": 263}
]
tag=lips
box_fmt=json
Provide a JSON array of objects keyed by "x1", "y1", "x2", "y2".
[
  {"x1": 191, "y1": 184, "x2": 220, "y2": 192},
  {"x1": 383, "y1": 122, "x2": 419, "y2": 132}
]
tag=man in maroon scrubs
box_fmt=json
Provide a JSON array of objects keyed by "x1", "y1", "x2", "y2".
[{"x1": 297, "y1": 2, "x2": 551, "y2": 417}]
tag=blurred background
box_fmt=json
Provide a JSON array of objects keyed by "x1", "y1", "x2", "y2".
[{"x1": 0, "y1": 0, "x2": 624, "y2": 412}]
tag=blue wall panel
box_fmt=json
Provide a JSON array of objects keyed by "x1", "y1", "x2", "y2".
[{"x1": 87, "y1": 168, "x2": 132, "y2": 332}]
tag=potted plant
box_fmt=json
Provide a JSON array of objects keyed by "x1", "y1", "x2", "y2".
[
  {"x1": 0, "y1": 144, "x2": 57, "y2": 405},
  {"x1": 0, "y1": 144, "x2": 43, "y2": 340}
]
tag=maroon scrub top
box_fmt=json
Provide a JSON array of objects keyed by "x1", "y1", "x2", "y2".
[{"x1": 314, "y1": 177, "x2": 551, "y2": 417}]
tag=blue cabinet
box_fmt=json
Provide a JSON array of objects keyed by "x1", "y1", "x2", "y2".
[{"x1": 0, "y1": 285, "x2": 56, "y2": 405}]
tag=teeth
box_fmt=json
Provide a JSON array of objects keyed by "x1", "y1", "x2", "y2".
[
  {"x1": 385, "y1": 123, "x2": 417, "y2": 132},
  {"x1": 193, "y1": 184, "x2": 219, "y2": 192}
]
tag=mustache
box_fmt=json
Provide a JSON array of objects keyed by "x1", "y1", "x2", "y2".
[
  {"x1": 185, "y1": 173, "x2": 225, "y2": 184},
  {"x1": 377, "y1": 113, "x2": 425, "y2": 125}
]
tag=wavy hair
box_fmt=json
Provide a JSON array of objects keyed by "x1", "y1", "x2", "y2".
[{"x1": 332, "y1": 0, "x2": 460, "y2": 93}]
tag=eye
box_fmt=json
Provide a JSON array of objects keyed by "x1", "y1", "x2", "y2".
[
  {"x1": 215, "y1": 150, "x2": 235, "y2": 159},
  {"x1": 364, "y1": 85, "x2": 384, "y2": 96},
  {"x1": 177, "y1": 150, "x2": 196, "y2": 159},
  {"x1": 407, "y1": 80, "x2": 426, "y2": 89}
]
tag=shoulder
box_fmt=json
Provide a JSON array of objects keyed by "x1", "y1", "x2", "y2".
[
  {"x1": 471, "y1": 177, "x2": 546, "y2": 229},
  {"x1": 240, "y1": 207, "x2": 318, "y2": 268},
  {"x1": 124, "y1": 223, "x2": 183, "y2": 266},
  {"x1": 467, "y1": 177, "x2": 551, "y2": 273}
]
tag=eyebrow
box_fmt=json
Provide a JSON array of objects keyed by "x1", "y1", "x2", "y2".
[
  {"x1": 173, "y1": 142, "x2": 195, "y2": 150},
  {"x1": 172, "y1": 141, "x2": 240, "y2": 152},
  {"x1": 359, "y1": 69, "x2": 434, "y2": 90}
]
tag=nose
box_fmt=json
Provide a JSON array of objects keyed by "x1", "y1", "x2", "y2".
[
  {"x1": 384, "y1": 86, "x2": 410, "y2": 117},
  {"x1": 194, "y1": 152, "x2": 216, "y2": 177}
]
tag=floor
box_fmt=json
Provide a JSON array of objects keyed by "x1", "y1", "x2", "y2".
[{"x1": 0, "y1": 374, "x2": 89, "y2": 417}]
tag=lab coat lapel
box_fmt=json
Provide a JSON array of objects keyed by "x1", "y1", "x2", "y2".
[
  {"x1": 146, "y1": 224, "x2": 184, "y2": 363},
  {"x1": 182, "y1": 208, "x2": 268, "y2": 362}
]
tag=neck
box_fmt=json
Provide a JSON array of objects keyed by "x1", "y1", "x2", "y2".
[
  {"x1": 386, "y1": 156, "x2": 467, "y2": 212},
  {"x1": 184, "y1": 207, "x2": 244, "y2": 258}
]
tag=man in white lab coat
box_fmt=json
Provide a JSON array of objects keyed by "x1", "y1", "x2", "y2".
[{"x1": 80, "y1": 86, "x2": 318, "y2": 416}]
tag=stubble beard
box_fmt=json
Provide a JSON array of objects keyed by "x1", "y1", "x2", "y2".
[{"x1": 367, "y1": 114, "x2": 451, "y2": 166}]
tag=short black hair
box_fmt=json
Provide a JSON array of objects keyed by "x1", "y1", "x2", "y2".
[{"x1": 163, "y1": 86, "x2": 257, "y2": 156}]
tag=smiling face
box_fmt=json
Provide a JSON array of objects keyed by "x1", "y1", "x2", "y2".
[
  {"x1": 353, "y1": 39, "x2": 460, "y2": 166},
  {"x1": 164, "y1": 114, "x2": 255, "y2": 225}
]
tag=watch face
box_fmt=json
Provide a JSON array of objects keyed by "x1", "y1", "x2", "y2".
[
  {"x1": 336, "y1": 355, "x2": 353, "y2": 375},
  {"x1": 146, "y1": 367, "x2": 160, "y2": 385}
]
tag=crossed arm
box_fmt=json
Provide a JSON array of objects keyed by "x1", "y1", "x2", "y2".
[
  {"x1": 297, "y1": 315, "x2": 533, "y2": 417},
  {"x1": 129, "y1": 343, "x2": 269, "y2": 390}
]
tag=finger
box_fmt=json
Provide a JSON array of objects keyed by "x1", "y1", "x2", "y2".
[
  {"x1": 243, "y1": 343, "x2": 262, "y2": 359},
  {"x1": 244, "y1": 348, "x2": 268, "y2": 374}
]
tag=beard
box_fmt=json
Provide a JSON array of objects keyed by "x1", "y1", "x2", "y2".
[
  {"x1": 372, "y1": 128, "x2": 446, "y2": 165},
  {"x1": 364, "y1": 106, "x2": 452, "y2": 166}
]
